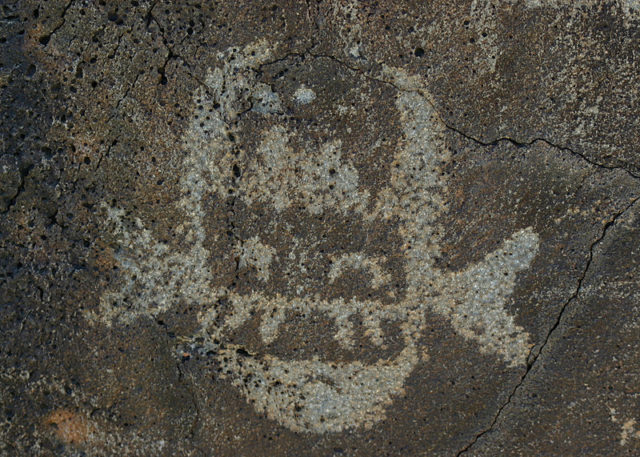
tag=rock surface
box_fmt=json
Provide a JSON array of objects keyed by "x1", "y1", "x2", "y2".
[{"x1": 1, "y1": 1, "x2": 639, "y2": 456}]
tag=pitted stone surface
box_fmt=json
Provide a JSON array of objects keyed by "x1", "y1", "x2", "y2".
[
  {"x1": 2, "y1": 1, "x2": 640, "y2": 456},
  {"x1": 91, "y1": 40, "x2": 540, "y2": 434}
]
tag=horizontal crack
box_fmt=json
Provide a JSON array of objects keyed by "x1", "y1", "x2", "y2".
[{"x1": 455, "y1": 195, "x2": 640, "y2": 456}]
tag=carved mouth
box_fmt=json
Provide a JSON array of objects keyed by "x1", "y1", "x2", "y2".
[
  {"x1": 219, "y1": 339, "x2": 419, "y2": 433},
  {"x1": 195, "y1": 218, "x2": 539, "y2": 434},
  {"x1": 196, "y1": 290, "x2": 422, "y2": 433}
]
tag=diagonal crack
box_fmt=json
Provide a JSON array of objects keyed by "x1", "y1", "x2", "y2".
[
  {"x1": 444, "y1": 124, "x2": 640, "y2": 181},
  {"x1": 38, "y1": 0, "x2": 76, "y2": 45},
  {"x1": 455, "y1": 195, "x2": 640, "y2": 456},
  {"x1": 90, "y1": 27, "x2": 640, "y2": 451},
  {"x1": 144, "y1": 4, "x2": 207, "y2": 88}
]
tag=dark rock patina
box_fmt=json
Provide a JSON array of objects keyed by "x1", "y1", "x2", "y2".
[{"x1": 1, "y1": 1, "x2": 640, "y2": 456}]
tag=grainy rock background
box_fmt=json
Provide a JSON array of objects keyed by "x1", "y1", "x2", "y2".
[{"x1": 1, "y1": 1, "x2": 640, "y2": 456}]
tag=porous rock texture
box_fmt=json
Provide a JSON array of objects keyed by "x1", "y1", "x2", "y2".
[{"x1": 1, "y1": 1, "x2": 640, "y2": 456}]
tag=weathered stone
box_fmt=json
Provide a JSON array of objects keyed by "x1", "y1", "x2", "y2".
[{"x1": 1, "y1": 1, "x2": 639, "y2": 456}]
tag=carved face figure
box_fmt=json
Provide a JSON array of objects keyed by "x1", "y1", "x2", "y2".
[{"x1": 93, "y1": 41, "x2": 539, "y2": 433}]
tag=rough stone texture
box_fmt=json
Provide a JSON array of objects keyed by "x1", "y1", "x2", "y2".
[{"x1": 1, "y1": 1, "x2": 640, "y2": 456}]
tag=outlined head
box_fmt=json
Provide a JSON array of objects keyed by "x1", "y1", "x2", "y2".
[{"x1": 92, "y1": 40, "x2": 539, "y2": 433}]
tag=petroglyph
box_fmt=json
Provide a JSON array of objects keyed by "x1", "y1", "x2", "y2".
[
  {"x1": 328, "y1": 253, "x2": 391, "y2": 290},
  {"x1": 293, "y1": 86, "x2": 316, "y2": 105},
  {"x1": 240, "y1": 126, "x2": 367, "y2": 215},
  {"x1": 91, "y1": 40, "x2": 540, "y2": 433},
  {"x1": 236, "y1": 237, "x2": 277, "y2": 283},
  {"x1": 86, "y1": 206, "x2": 219, "y2": 326},
  {"x1": 620, "y1": 419, "x2": 640, "y2": 446}
]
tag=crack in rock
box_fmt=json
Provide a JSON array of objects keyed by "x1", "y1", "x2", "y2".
[
  {"x1": 38, "y1": 0, "x2": 76, "y2": 46},
  {"x1": 455, "y1": 195, "x2": 640, "y2": 457},
  {"x1": 444, "y1": 124, "x2": 640, "y2": 181}
]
